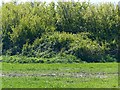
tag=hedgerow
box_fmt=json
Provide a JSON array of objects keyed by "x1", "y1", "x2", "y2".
[{"x1": 2, "y1": 1, "x2": 119, "y2": 62}]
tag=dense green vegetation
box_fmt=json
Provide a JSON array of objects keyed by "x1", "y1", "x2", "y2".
[
  {"x1": 2, "y1": 62, "x2": 118, "y2": 88},
  {"x1": 1, "y1": 1, "x2": 119, "y2": 62},
  {"x1": 2, "y1": 55, "x2": 80, "y2": 63}
]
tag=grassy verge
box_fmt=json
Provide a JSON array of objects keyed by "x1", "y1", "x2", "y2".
[{"x1": 2, "y1": 63, "x2": 118, "y2": 88}]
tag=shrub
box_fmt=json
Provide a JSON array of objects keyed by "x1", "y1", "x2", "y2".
[
  {"x1": 46, "y1": 53, "x2": 81, "y2": 63},
  {"x1": 2, "y1": 55, "x2": 45, "y2": 63},
  {"x1": 26, "y1": 32, "x2": 106, "y2": 62},
  {"x1": 30, "y1": 32, "x2": 75, "y2": 58},
  {"x1": 68, "y1": 33, "x2": 106, "y2": 62},
  {"x1": 2, "y1": 2, "x2": 118, "y2": 62}
]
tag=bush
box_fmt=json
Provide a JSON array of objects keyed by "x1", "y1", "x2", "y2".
[
  {"x1": 24, "y1": 32, "x2": 106, "y2": 62},
  {"x1": 2, "y1": 55, "x2": 45, "y2": 63},
  {"x1": 101, "y1": 54, "x2": 117, "y2": 62},
  {"x1": 2, "y1": 55, "x2": 80, "y2": 63},
  {"x1": 68, "y1": 33, "x2": 106, "y2": 62},
  {"x1": 45, "y1": 53, "x2": 81, "y2": 63},
  {"x1": 30, "y1": 32, "x2": 75, "y2": 58},
  {"x1": 2, "y1": 2, "x2": 118, "y2": 62}
]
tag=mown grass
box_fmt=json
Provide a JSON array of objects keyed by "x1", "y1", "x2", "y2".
[
  {"x1": 2, "y1": 63, "x2": 118, "y2": 73},
  {"x1": 2, "y1": 63, "x2": 118, "y2": 88},
  {"x1": 3, "y1": 75, "x2": 118, "y2": 88}
]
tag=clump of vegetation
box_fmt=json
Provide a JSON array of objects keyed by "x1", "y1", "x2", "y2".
[
  {"x1": 1, "y1": 1, "x2": 119, "y2": 63},
  {"x1": 22, "y1": 32, "x2": 106, "y2": 62},
  {"x1": 2, "y1": 55, "x2": 43, "y2": 63},
  {"x1": 2, "y1": 54, "x2": 81, "y2": 63}
]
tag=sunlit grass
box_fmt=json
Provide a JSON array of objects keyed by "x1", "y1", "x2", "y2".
[{"x1": 2, "y1": 62, "x2": 118, "y2": 88}]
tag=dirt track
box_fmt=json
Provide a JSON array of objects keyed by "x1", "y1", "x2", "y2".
[{"x1": 1, "y1": 72, "x2": 118, "y2": 79}]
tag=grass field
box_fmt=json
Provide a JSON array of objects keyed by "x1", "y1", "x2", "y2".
[{"x1": 2, "y1": 62, "x2": 118, "y2": 88}]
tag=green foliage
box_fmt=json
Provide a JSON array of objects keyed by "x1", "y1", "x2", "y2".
[
  {"x1": 30, "y1": 32, "x2": 75, "y2": 58},
  {"x1": 68, "y1": 33, "x2": 106, "y2": 62},
  {"x1": 2, "y1": 1, "x2": 119, "y2": 62},
  {"x1": 2, "y1": 2, "x2": 56, "y2": 55},
  {"x1": 2, "y1": 55, "x2": 80, "y2": 63},
  {"x1": 56, "y1": 2, "x2": 89, "y2": 33},
  {"x1": 21, "y1": 32, "x2": 107, "y2": 62},
  {"x1": 101, "y1": 54, "x2": 117, "y2": 62},
  {"x1": 2, "y1": 55, "x2": 45, "y2": 63},
  {"x1": 47, "y1": 53, "x2": 81, "y2": 63}
]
